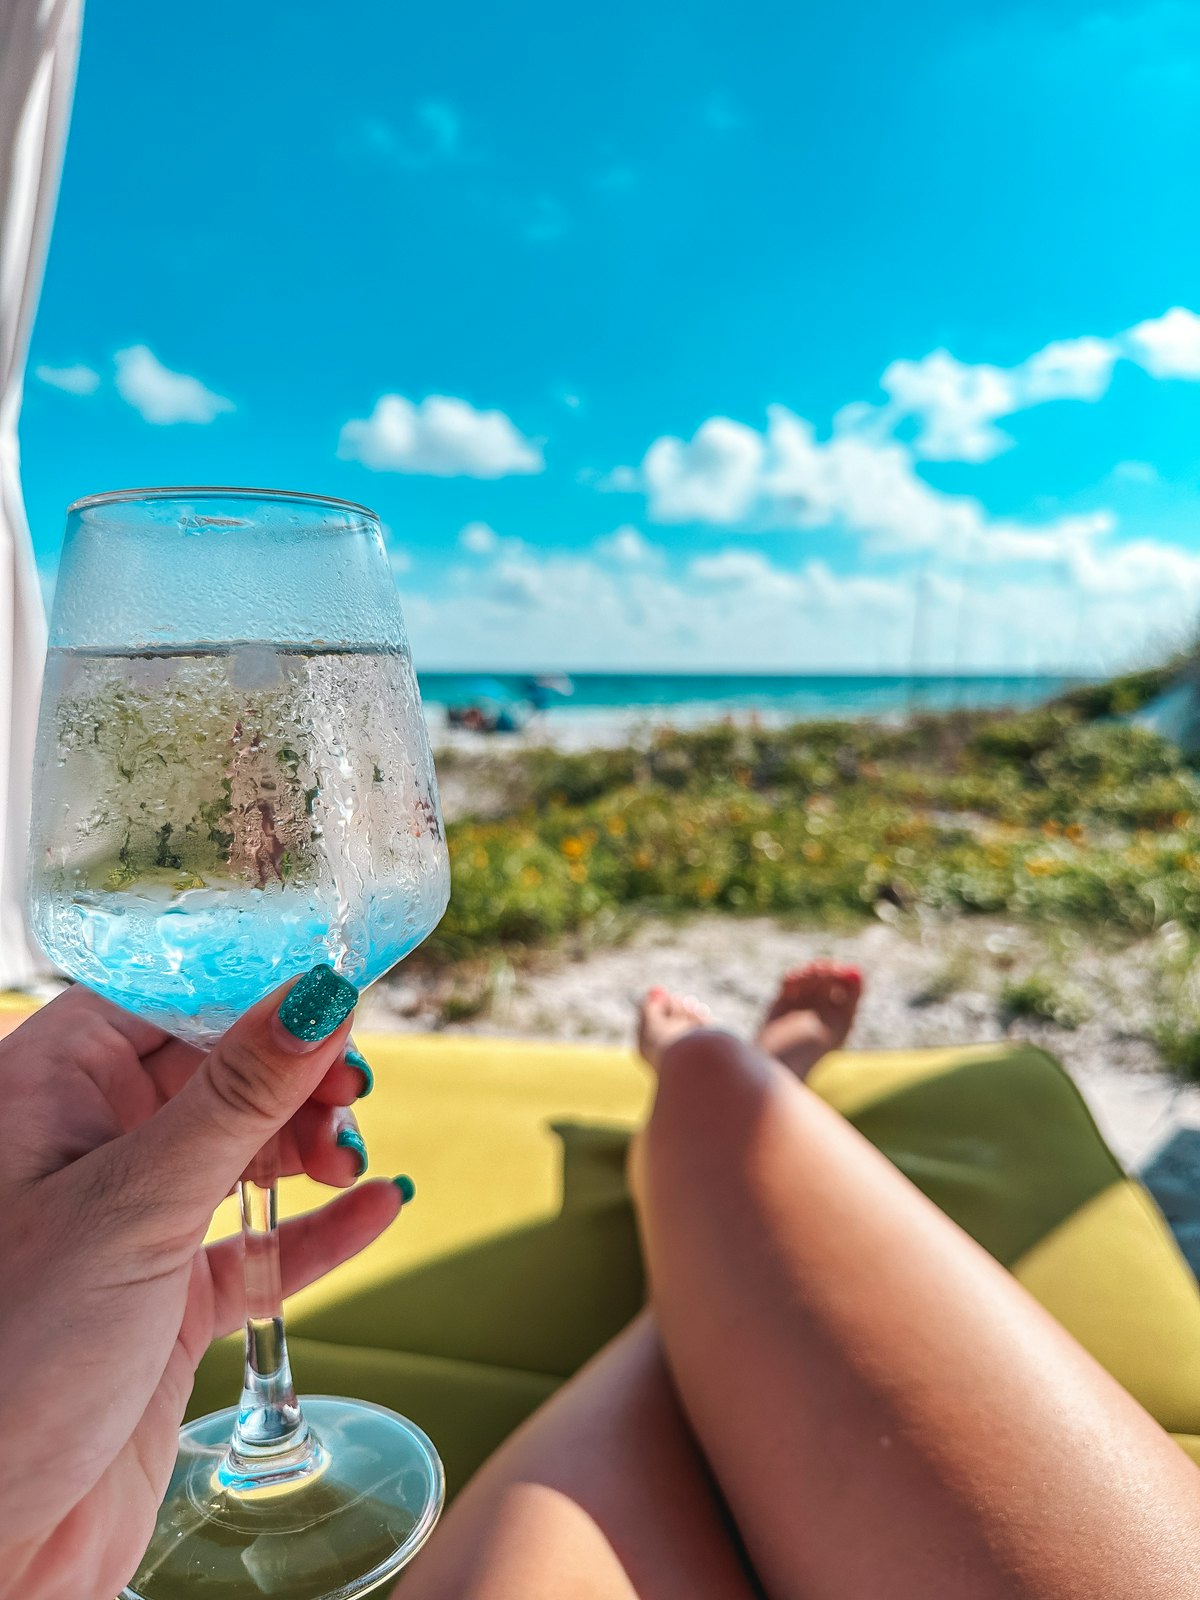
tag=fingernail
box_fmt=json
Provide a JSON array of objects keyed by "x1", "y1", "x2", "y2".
[
  {"x1": 345, "y1": 1045, "x2": 373, "y2": 1098},
  {"x1": 336, "y1": 1125, "x2": 368, "y2": 1176},
  {"x1": 278, "y1": 964, "x2": 358, "y2": 1045},
  {"x1": 393, "y1": 1174, "x2": 416, "y2": 1203}
]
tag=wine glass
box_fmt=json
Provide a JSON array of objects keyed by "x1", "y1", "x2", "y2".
[{"x1": 28, "y1": 487, "x2": 452, "y2": 1599}]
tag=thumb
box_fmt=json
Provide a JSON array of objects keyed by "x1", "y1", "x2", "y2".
[{"x1": 126, "y1": 964, "x2": 359, "y2": 1226}]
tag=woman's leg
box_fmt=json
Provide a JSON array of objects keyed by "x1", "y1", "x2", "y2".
[
  {"x1": 634, "y1": 985, "x2": 1200, "y2": 1600},
  {"x1": 400, "y1": 1312, "x2": 758, "y2": 1600}
]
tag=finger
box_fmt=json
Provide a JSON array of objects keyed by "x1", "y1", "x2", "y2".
[
  {"x1": 111, "y1": 965, "x2": 359, "y2": 1230},
  {"x1": 0, "y1": 982, "x2": 172, "y2": 1065},
  {"x1": 303, "y1": 1104, "x2": 369, "y2": 1186},
  {"x1": 147, "y1": 1036, "x2": 370, "y2": 1110},
  {"x1": 232, "y1": 1101, "x2": 366, "y2": 1187},
  {"x1": 206, "y1": 1179, "x2": 408, "y2": 1337},
  {"x1": 71, "y1": 989, "x2": 175, "y2": 1055},
  {"x1": 141, "y1": 1034, "x2": 207, "y2": 1103},
  {"x1": 307, "y1": 1039, "x2": 373, "y2": 1105}
]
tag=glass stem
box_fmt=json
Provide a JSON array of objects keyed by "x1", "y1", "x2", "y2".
[{"x1": 221, "y1": 1138, "x2": 322, "y2": 1489}]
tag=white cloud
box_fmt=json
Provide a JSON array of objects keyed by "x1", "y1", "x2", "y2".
[
  {"x1": 1070, "y1": 535, "x2": 1200, "y2": 596},
  {"x1": 1112, "y1": 459, "x2": 1160, "y2": 484},
  {"x1": 595, "y1": 463, "x2": 640, "y2": 492},
  {"x1": 459, "y1": 520, "x2": 500, "y2": 554},
  {"x1": 642, "y1": 416, "x2": 765, "y2": 523},
  {"x1": 35, "y1": 362, "x2": 100, "y2": 396},
  {"x1": 874, "y1": 335, "x2": 1118, "y2": 463},
  {"x1": 623, "y1": 306, "x2": 1200, "y2": 556},
  {"x1": 1123, "y1": 306, "x2": 1200, "y2": 378},
  {"x1": 565, "y1": 307, "x2": 1200, "y2": 671},
  {"x1": 593, "y1": 525, "x2": 662, "y2": 565},
  {"x1": 409, "y1": 99, "x2": 461, "y2": 160},
  {"x1": 690, "y1": 548, "x2": 783, "y2": 588},
  {"x1": 839, "y1": 309, "x2": 1200, "y2": 467},
  {"x1": 408, "y1": 545, "x2": 914, "y2": 670},
  {"x1": 486, "y1": 555, "x2": 549, "y2": 608},
  {"x1": 403, "y1": 536, "x2": 1200, "y2": 675},
  {"x1": 357, "y1": 100, "x2": 469, "y2": 170},
  {"x1": 114, "y1": 345, "x2": 234, "y2": 425},
  {"x1": 975, "y1": 512, "x2": 1113, "y2": 567},
  {"x1": 338, "y1": 394, "x2": 544, "y2": 477},
  {"x1": 875, "y1": 352, "x2": 1019, "y2": 462},
  {"x1": 1022, "y1": 336, "x2": 1116, "y2": 403},
  {"x1": 636, "y1": 404, "x2": 1101, "y2": 565},
  {"x1": 686, "y1": 551, "x2": 909, "y2": 617},
  {"x1": 761, "y1": 409, "x2": 978, "y2": 549}
]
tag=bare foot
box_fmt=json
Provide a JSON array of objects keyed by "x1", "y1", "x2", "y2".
[
  {"x1": 756, "y1": 960, "x2": 862, "y2": 1080},
  {"x1": 637, "y1": 987, "x2": 712, "y2": 1071}
]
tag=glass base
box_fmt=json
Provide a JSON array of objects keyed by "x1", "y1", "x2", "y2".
[{"x1": 121, "y1": 1397, "x2": 445, "y2": 1600}]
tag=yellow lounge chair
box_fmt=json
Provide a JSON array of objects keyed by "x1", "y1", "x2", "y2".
[{"x1": 188, "y1": 1035, "x2": 1200, "y2": 1496}]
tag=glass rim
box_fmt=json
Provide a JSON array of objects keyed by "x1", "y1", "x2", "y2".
[{"x1": 67, "y1": 485, "x2": 379, "y2": 520}]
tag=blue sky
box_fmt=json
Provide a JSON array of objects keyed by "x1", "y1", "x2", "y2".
[{"x1": 20, "y1": 0, "x2": 1200, "y2": 672}]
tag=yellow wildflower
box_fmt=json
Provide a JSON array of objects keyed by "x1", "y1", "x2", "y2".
[{"x1": 1025, "y1": 856, "x2": 1063, "y2": 877}]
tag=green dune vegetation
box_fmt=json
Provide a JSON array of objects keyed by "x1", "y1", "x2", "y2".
[{"x1": 425, "y1": 660, "x2": 1200, "y2": 1076}]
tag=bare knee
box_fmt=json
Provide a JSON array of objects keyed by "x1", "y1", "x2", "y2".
[
  {"x1": 406, "y1": 1479, "x2": 641, "y2": 1599},
  {"x1": 642, "y1": 1029, "x2": 781, "y2": 1187}
]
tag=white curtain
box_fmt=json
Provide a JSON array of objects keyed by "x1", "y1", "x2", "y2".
[{"x1": 0, "y1": 0, "x2": 84, "y2": 985}]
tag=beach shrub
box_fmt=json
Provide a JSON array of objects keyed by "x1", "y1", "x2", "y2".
[
  {"x1": 967, "y1": 707, "x2": 1079, "y2": 770},
  {"x1": 1153, "y1": 1016, "x2": 1200, "y2": 1080},
  {"x1": 1035, "y1": 723, "x2": 1182, "y2": 790},
  {"x1": 519, "y1": 745, "x2": 642, "y2": 806},
  {"x1": 909, "y1": 948, "x2": 976, "y2": 1007},
  {"x1": 1056, "y1": 663, "x2": 1177, "y2": 721},
  {"x1": 999, "y1": 972, "x2": 1090, "y2": 1030},
  {"x1": 422, "y1": 679, "x2": 1200, "y2": 966}
]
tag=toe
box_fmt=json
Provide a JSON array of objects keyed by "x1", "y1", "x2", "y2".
[{"x1": 681, "y1": 994, "x2": 712, "y2": 1025}]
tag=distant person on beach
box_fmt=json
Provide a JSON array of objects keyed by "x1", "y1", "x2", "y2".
[{"x1": 1, "y1": 966, "x2": 1198, "y2": 1598}]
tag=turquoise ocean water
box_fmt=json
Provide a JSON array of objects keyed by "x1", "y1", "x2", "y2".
[{"x1": 418, "y1": 672, "x2": 1085, "y2": 726}]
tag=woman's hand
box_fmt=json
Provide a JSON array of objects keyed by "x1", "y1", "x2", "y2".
[{"x1": 0, "y1": 974, "x2": 406, "y2": 1600}]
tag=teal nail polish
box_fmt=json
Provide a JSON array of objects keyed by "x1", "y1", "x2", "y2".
[
  {"x1": 393, "y1": 1174, "x2": 416, "y2": 1203},
  {"x1": 279, "y1": 964, "x2": 358, "y2": 1043},
  {"x1": 345, "y1": 1046, "x2": 373, "y2": 1098},
  {"x1": 336, "y1": 1126, "x2": 368, "y2": 1176}
]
